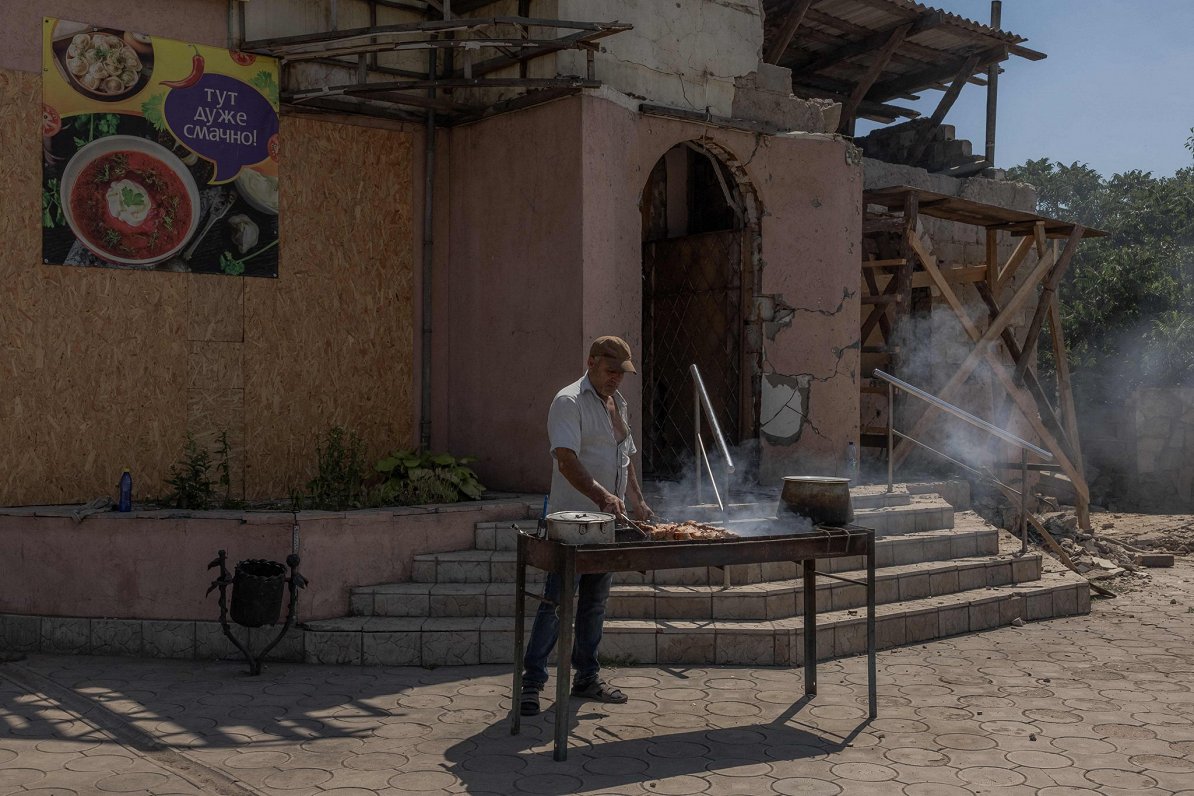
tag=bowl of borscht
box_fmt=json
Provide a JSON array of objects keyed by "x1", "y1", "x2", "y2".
[{"x1": 60, "y1": 135, "x2": 201, "y2": 266}]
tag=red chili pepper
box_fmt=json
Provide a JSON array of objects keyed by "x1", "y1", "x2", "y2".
[{"x1": 161, "y1": 45, "x2": 205, "y2": 89}]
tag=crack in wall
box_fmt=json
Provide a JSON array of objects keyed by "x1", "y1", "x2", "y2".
[{"x1": 760, "y1": 333, "x2": 857, "y2": 445}]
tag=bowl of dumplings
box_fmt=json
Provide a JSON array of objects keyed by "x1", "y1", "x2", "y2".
[{"x1": 54, "y1": 26, "x2": 153, "y2": 102}]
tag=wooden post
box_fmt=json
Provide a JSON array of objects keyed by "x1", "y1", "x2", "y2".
[
  {"x1": 765, "y1": 0, "x2": 815, "y2": 64},
  {"x1": 837, "y1": 23, "x2": 911, "y2": 134},
  {"x1": 1049, "y1": 291, "x2": 1090, "y2": 530}
]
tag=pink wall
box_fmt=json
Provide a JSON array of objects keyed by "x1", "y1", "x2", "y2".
[
  {"x1": 0, "y1": 501, "x2": 530, "y2": 621},
  {"x1": 1, "y1": 0, "x2": 228, "y2": 73},
  {"x1": 438, "y1": 94, "x2": 861, "y2": 497},
  {"x1": 579, "y1": 96, "x2": 860, "y2": 481},
  {"x1": 435, "y1": 100, "x2": 588, "y2": 493}
]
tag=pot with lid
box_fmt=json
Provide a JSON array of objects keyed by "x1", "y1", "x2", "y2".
[
  {"x1": 545, "y1": 510, "x2": 616, "y2": 544},
  {"x1": 778, "y1": 476, "x2": 854, "y2": 526}
]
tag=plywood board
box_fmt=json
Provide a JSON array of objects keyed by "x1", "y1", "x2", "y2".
[
  {"x1": 243, "y1": 115, "x2": 415, "y2": 500},
  {"x1": 0, "y1": 69, "x2": 416, "y2": 505}
]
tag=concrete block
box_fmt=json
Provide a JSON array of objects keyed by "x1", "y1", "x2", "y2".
[
  {"x1": 349, "y1": 593, "x2": 373, "y2": 616},
  {"x1": 900, "y1": 573, "x2": 932, "y2": 601},
  {"x1": 940, "y1": 605, "x2": 969, "y2": 637},
  {"x1": 876, "y1": 576, "x2": 901, "y2": 604},
  {"x1": 876, "y1": 615, "x2": 906, "y2": 649},
  {"x1": 362, "y1": 631, "x2": 421, "y2": 666},
  {"x1": 835, "y1": 620, "x2": 867, "y2": 656},
  {"x1": 985, "y1": 562, "x2": 1013, "y2": 587},
  {"x1": 1026, "y1": 593, "x2": 1052, "y2": 621},
  {"x1": 930, "y1": 569, "x2": 960, "y2": 595},
  {"x1": 609, "y1": 590, "x2": 656, "y2": 620},
  {"x1": 195, "y1": 621, "x2": 242, "y2": 660},
  {"x1": 601, "y1": 627, "x2": 657, "y2": 665},
  {"x1": 1053, "y1": 587, "x2": 1078, "y2": 617},
  {"x1": 421, "y1": 626, "x2": 479, "y2": 666},
  {"x1": 1000, "y1": 594, "x2": 1026, "y2": 625},
  {"x1": 248, "y1": 624, "x2": 304, "y2": 662},
  {"x1": 958, "y1": 563, "x2": 987, "y2": 591},
  {"x1": 1076, "y1": 585, "x2": 1091, "y2": 614},
  {"x1": 1135, "y1": 553, "x2": 1175, "y2": 567},
  {"x1": 969, "y1": 599, "x2": 1001, "y2": 632},
  {"x1": 716, "y1": 628, "x2": 775, "y2": 665},
  {"x1": 765, "y1": 591, "x2": 796, "y2": 620},
  {"x1": 657, "y1": 627, "x2": 715, "y2": 664},
  {"x1": 377, "y1": 592, "x2": 428, "y2": 617},
  {"x1": 91, "y1": 619, "x2": 142, "y2": 657},
  {"x1": 905, "y1": 609, "x2": 939, "y2": 643},
  {"x1": 305, "y1": 631, "x2": 361, "y2": 665},
  {"x1": 3, "y1": 615, "x2": 41, "y2": 652},
  {"x1": 41, "y1": 617, "x2": 90, "y2": 654},
  {"x1": 1011, "y1": 557, "x2": 1040, "y2": 582},
  {"x1": 142, "y1": 620, "x2": 195, "y2": 659}
]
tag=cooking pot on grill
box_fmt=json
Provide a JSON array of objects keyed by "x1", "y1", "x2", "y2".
[
  {"x1": 545, "y1": 511, "x2": 616, "y2": 545},
  {"x1": 779, "y1": 476, "x2": 854, "y2": 526}
]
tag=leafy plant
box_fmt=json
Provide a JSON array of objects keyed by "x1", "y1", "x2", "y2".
[
  {"x1": 372, "y1": 450, "x2": 485, "y2": 506},
  {"x1": 71, "y1": 113, "x2": 120, "y2": 149},
  {"x1": 250, "y1": 70, "x2": 280, "y2": 105},
  {"x1": 220, "y1": 239, "x2": 277, "y2": 276},
  {"x1": 42, "y1": 178, "x2": 64, "y2": 228},
  {"x1": 295, "y1": 426, "x2": 368, "y2": 511},
  {"x1": 164, "y1": 432, "x2": 216, "y2": 509},
  {"x1": 141, "y1": 93, "x2": 167, "y2": 132}
]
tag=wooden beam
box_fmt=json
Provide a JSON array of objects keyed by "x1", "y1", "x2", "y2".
[
  {"x1": 1049, "y1": 291, "x2": 1090, "y2": 530},
  {"x1": 837, "y1": 23, "x2": 911, "y2": 133},
  {"x1": 995, "y1": 234, "x2": 1034, "y2": 293},
  {"x1": 1013, "y1": 224, "x2": 1083, "y2": 383},
  {"x1": 868, "y1": 47, "x2": 1006, "y2": 102},
  {"x1": 794, "y1": 12, "x2": 940, "y2": 74},
  {"x1": 906, "y1": 53, "x2": 980, "y2": 166},
  {"x1": 985, "y1": 229, "x2": 999, "y2": 292},
  {"x1": 899, "y1": 233, "x2": 1090, "y2": 505},
  {"x1": 869, "y1": 265, "x2": 988, "y2": 292},
  {"x1": 974, "y1": 281, "x2": 1082, "y2": 470},
  {"x1": 765, "y1": 0, "x2": 816, "y2": 64},
  {"x1": 861, "y1": 269, "x2": 897, "y2": 343}
]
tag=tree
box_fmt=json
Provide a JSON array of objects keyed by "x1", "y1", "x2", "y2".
[{"x1": 1007, "y1": 157, "x2": 1194, "y2": 406}]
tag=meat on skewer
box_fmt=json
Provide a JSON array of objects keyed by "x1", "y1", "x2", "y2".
[{"x1": 640, "y1": 520, "x2": 737, "y2": 541}]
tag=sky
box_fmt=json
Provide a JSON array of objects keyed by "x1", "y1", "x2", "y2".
[{"x1": 857, "y1": 0, "x2": 1194, "y2": 178}]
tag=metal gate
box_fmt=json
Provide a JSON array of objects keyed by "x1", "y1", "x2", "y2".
[{"x1": 642, "y1": 229, "x2": 743, "y2": 479}]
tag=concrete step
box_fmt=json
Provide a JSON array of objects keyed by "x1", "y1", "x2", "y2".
[
  {"x1": 302, "y1": 568, "x2": 1089, "y2": 667},
  {"x1": 418, "y1": 524, "x2": 995, "y2": 586},
  {"x1": 354, "y1": 553, "x2": 1040, "y2": 621}
]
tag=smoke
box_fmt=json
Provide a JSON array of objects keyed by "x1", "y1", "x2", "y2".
[{"x1": 642, "y1": 439, "x2": 816, "y2": 536}]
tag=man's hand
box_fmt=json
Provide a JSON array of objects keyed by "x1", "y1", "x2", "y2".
[
  {"x1": 632, "y1": 500, "x2": 654, "y2": 522},
  {"x1": 598, "y1": 492, "x2": 626, "y2": 518}
]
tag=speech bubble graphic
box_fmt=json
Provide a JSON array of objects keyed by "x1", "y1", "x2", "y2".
[{"x1": 164, "y1": 73, "x2": 278, "y2": 183}]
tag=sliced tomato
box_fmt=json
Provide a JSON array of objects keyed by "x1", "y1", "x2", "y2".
[
  {"x1": 42, "y1": 104, "x2": 61, "y2": 137},
  {"x1": 230, "y1": 51, "x2": 257, "y2": 66},
  {"x1": 268, "y1": 133, "x2": 279, "y2": 162}
]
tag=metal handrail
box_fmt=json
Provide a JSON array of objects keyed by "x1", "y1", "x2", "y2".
[
  {"x1": 690, "y1": 364, "x2": 734, "y2": 510},
  {"x1": 872, "y1": 369, "x2": 1053, "y2": 555},
  {"x1": 873, "y1": 370, "x2": 1052, "y2": 458}
]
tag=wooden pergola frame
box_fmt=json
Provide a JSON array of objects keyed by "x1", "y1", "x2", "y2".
[{"x1": 860, "y1": 186, "x2": 1106, "y2": 530}]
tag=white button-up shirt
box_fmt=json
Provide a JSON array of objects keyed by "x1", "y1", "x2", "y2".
[{"x1": 546, "y1": 374, "x2": 637, "y2": 514}]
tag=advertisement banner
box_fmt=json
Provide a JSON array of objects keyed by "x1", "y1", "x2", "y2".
[{"x1": 41, "y1": 19, "x2": 280, "y2": 277}]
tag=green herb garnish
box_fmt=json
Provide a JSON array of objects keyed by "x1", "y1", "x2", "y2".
[{"x1": 119, "y1": 186, "x2": 146, "y2": 208}]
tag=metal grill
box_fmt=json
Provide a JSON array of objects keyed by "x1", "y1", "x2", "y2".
[{"x1": 642, "y1": 230, "x2": 743, "y2": 478}]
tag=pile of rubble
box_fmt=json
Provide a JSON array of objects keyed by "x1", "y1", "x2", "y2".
[{"x1": 1039, "y1": 512, "x2": 1139, "y2": 580}]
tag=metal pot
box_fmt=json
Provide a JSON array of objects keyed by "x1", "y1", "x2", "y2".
[
  {"x1": 778, "y1": 476, "x2": 854, "y2": 526},
  {"x1": 545, "y1": 511, "x2": 616, "y2": 545}
]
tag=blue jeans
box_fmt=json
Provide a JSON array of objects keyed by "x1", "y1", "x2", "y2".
[{"x1": 521, "y1": 572, "x2": 613, "y2": 689}]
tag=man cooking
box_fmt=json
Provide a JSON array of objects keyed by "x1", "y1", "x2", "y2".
[{"x1": 519, "y1": 335, "x2": 654, "y2": 717}]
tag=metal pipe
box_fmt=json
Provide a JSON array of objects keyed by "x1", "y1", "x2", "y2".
[
  {"x1": 873, "y1": 370, "x2": 1052, "y2": 459},
  {"x1": 985, "y1": 0, "x2": 1001, "y2": 167},
  {"x1": 866, "y1": 532, "x2": 876, "y2": 718},
  {"x1": 694, "y1": 378, "x2": 702, "y2": 504},
  {"x1": 419, "y1": 43, "x2": 437, "y2": 450},
  {"x1": 886, "y1": 380, "x2": 894, "y2": 493},
  {"x1": 697, "y1": 432, "x2": 725, "y2": 512},
  {"x1": 689, "y1": 364, "x2": 736, "y2": 473},
  {"x1": 1019, "y1": 447, "x2": 1028, "y2": 555}
]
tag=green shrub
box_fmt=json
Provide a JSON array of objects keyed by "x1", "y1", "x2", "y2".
[
  {"x1": 294, "y1": 426, "x2": 368, "y2": 511},
  {"x1": 372, "y1": 449, "x2": 485, "y2": 506},
  {"x1": 164, "y1": 432, "x2": 216, "y2": 510}
]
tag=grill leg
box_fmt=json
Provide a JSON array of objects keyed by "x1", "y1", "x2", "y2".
[
  {"x1": 867, "y1": 533, "x2": 877, "y2": 718},
  {"x1": 511, "y1": 534, "x2": 527, "y2": 735},
  {"x1": 803, "y1": 558, "x2": 817, "y2": 697},
  {"x1": 554, "y1": 552, "x2": 576, "y2": 761}
]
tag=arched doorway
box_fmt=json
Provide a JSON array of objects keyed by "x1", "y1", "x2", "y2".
[{"x1": 640, "y1": 141, "x2": 759, "y2": 481}]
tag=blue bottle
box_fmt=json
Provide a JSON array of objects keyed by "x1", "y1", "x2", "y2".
[{"x1": 118, "y1": 469, "x2": 132, "y2": 512}]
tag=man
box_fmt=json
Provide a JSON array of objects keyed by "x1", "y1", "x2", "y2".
[{"x1": 520, "y1": 335, "x2": 654, "y2": 717}]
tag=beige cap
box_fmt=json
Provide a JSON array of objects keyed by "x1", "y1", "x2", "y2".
[{"x1": 589, "y1": 335, "x2": 637, "y2": 373}]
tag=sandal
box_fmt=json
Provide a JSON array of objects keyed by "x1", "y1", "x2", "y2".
[
  {"x1": 519, "y1": 686, "x2": 541, "y2": 717},
  {"x1": 571, "y1": 678, "x2": 627, "y2": 704}
]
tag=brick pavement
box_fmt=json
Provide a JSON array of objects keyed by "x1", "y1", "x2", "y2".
[{"x1": 1, "y1": 559, "x2": 1192, "y2": 796}]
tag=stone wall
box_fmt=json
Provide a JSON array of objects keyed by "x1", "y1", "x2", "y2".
[{"x1": 1084, "y1": 388, "x2": 1194, "y2": 512}]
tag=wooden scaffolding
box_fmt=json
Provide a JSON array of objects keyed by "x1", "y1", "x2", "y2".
[{"x1": 859, "y1": 186, "x2": 1105, "y2": 530}]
